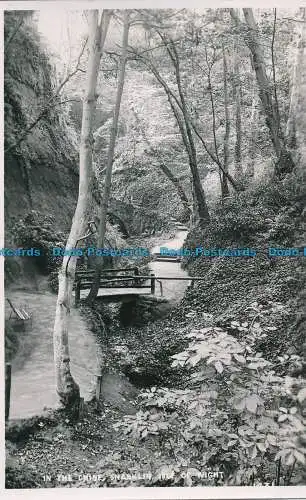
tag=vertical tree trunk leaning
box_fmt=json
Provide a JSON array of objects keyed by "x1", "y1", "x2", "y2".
[
  {"x1": 53, "y1": 10, "x2": 111, "y2": 410},
  {"x1": 233, "y1": 42, "x2": 242, "y2": 180},
  {"x1": 167, "y1": 93, "x2": 209, "y2": 224},
  {"x1": 247, "y1": 90, "x2": 258, "y2": 178},
  {"x1": 222, "y1": 44, "x2": 230, "y2": 198},
  {"x1": 230, "y1": 8, "x2": 295, "y2": 178},
  {"x1": 170, "y1": 41, "x2": 210, "y2": 224},
  {"x1": 87, "y1": 10, "x2": 130, "y2": 303},
  {"x1": 286, "y1": 8, "x2": 306, "y2": 153}
]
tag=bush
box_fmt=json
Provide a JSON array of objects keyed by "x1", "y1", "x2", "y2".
[
  {"x1": 186, "y1": 173, "x2": 306, "y2": 252},
  {"x1": 12, "y1": 210, "x2": 66, "y2": 275},
  {"x1": 114, "y1": 324, "x2": 306, "y2": 486}
]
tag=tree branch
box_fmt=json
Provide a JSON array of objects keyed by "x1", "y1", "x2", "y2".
[
  {"x1": 129, "y1": 45, "x2": 240, "y2": 192},
  {"x1": 5, "y1": 37, "x2": 89, "y2": 155}
]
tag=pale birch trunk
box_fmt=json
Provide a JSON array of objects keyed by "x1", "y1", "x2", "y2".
[
  {"x1": 53, "y1": 10, "x2": 111, "y2": 409},
  {"x1": 87, "y1": 10, "x2": 130, "y2": 302}
]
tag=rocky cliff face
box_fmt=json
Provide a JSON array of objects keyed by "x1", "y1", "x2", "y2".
[
  {"x1": 4, "y1": 12, "x2": 79, "y2": 240},
  {"x1": 4, "y1": 11, "x2": 79, "y2": 281}
]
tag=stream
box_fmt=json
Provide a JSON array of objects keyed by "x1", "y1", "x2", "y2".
[{"x1": 7, "y1": 230, "x2": 189, "y2": 420}]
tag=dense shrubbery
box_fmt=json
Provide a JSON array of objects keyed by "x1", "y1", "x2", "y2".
[
  {"x1": 99, "y1": 175, "x2": 304, "y2": 486},
  {"x1": 12, "y1": 210, "x2": 66, "y2": 277},
  {"x1": 114, "y1": 322, "x2": 306, "y2": 486},
  {"x1": 186, "y1": 174, "x2": 305, "y2": 251},
  {"x1": 11, "y1": 210, "x2": 138, "y2": 291},
  {"x1": 179, "y1": 174, "x2": 306, "y2": 358}
]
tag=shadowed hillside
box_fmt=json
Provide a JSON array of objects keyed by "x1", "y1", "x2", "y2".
[{"x1": 4, "y1": 11, "x2": 79, "y2": 245}]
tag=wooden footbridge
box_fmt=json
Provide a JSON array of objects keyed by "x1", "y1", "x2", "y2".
[
  {"x1": 73, "y1": 267, "x2": 157, "y2": 305},
  {"x1": 73, "y1": 263, "x2": 206, "y2": 306}
]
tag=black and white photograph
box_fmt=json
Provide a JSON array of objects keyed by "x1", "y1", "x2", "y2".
[{"x1": 2, "y1": 1, "x2": 306, "y2": 496}]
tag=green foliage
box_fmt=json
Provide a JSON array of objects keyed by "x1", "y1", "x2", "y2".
[
  {"x1": 12, "y1": 210, "x2": 66, "y2": 277},
  {"x1": 187, "y1": 174, "x2": 305, "y2": 250},
  {"x1": 114, "y1": 322, "x2": 306, "y2": 486}
]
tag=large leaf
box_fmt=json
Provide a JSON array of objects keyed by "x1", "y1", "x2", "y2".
[
  {"x1": 233, "y1": 354, "x2": 246, "y2": 364},
  {"x1": 256, "y1": 442, "x2": 266, "y2": 453},
  {"x1": 297, "y1": 388, "x2": 306, "y2": 403},
  {"x1": 294, "y1": 450, "x2": 306, "y2": 465},
  {"x1": 234, "y1": 398, "x2": 246, "y2": 411},
  {"x1": 214, "y1": 361, "x2": 224, "y2": 374},
  {"x1": 245, "y1": 394, "x2": 262, "y2": 413},
  {"x1": 285, "y1": 451, "x2": 295, "y2": 466},
  {"x1": 188, "y1": 353, "x2": 202, "y2": 366},
  {"x1": 278, "y1": 414, "x2": 288, "y2": 423},
  {"x1": 249, "y1": 445, "x2": 258, "y2": 459}
]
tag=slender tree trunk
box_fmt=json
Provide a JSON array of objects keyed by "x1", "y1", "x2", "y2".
[
  {"x1": 158, "y1": 160, "x2": 191, "y2": 218},
  {"x1": 169, "y1": 41, "x2": 210, "y2": 223},
  {"x1": 205, "y1": 48, "x2": 220, "y2": 164},
  {"x1": 135, "y1": 49, "x2": 240, "y2": 193},
  {"x1": 53, "y1": 10, "x2": 111, "y2": 410},
  {"x1": 247, "y1": 89, "x2": 258, "y2": 178},
  {"x1": 230, "y1": 8, "x2": 295, "y2": 178},
  {"x1": 222, "y1": 45, "x2": 230, "y2": 198},
  {"x1": 87, "y1": 10, "x2": 129, "y2": 303},
  {"x1": 233, "y1": 42, "x2": 242, "y2": 180},
  {"x1": 172, "y1": 97, "x2": 209, "y2": 223},
  {"x1": 286, "y1": 8, "x2": 306, "y2": 151}
]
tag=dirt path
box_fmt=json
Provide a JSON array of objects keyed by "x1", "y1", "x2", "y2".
[{"x1": 6, "y1": 288, "x2": 100, "y2": 419}]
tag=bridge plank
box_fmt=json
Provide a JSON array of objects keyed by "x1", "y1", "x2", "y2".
[{"x1": 73, "y1": 287, "x2": 152, "y2": 299}]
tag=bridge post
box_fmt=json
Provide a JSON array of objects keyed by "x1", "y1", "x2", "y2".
[
  {"x1": 5, "y1": 363, "x2": 11, "y2": 422},
  {"x1": 75, "y1": 280, "x2": 81, "y2": 307},
  {"x1": 134, "y1": 267, "x2": 140, "y2": 286},
  {"x1": 150, "y1": 273, "x2": 156, "y2": 294},
  {"x1": 95, "y1": 374, "x2": 103, "y2": 410}
]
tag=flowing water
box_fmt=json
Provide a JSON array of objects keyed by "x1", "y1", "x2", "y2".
[{"x1": 7, "y1": 230, "x2": 189, "y2": 419}]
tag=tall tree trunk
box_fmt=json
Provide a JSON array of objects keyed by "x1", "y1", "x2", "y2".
[
  {"x1": 135, "y1": 49, "x2": 240, "y2": 193},
  {"x1": 286, "y1": 8, "x2": 306, "y2": 152},
  {"x1": 158, "y1": 159, "x2": 191, "y2": 218},
  {"x1": 233, "y1": 42, "x2": 242, "y2": 180},
  {"x1": 170, "y1": 96, "x2": 209, "y2": 224},
  {"x1": 230, "y1": 8, "x2": 295, "y2": 178},
  {"x1": 169, "y1": 40, "x2": 210, "y2": 223},
  {"x1": 87, "y1": 10, "x2": 129, "y2": 303},
  {"x1": 247, "y1": 90, "x2": 258, "y2": 178},
  {"x1": 222, "y1": 45, "x2": 230, "y2": 198},
  {"x1": 53, "y1": 10, "x2": 111, "y2": 410}
]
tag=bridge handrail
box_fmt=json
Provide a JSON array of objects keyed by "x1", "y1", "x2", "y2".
[
  {"x1": 77, "y1": 279, "x2": 151, "y2": 287},
  {"x1": 78, "y1": 275, "x2": 142, "y2": 282},
  {"x1": 75, "y1": 266, "x2": 139, "y2": 276},
  {"x1": 74, "y1": 272, "x2": 156, "y2": 306}
]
